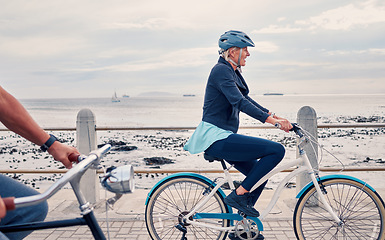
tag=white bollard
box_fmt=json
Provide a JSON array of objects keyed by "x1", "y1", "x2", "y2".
[
  {"x1": 296, "y1": 106, "x2": 318, "y2": 194},
  {"x1": 76, "y1": 109, "x2": 99, "y2": 203}
]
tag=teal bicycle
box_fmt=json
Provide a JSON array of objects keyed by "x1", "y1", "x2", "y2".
[{"x1": 144, "y1": 124, "x2": 385, "y2": 239}]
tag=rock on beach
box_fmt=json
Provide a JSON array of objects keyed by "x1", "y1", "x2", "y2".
[{"x1": 144, "y1": 157, "x2": 175, "y2": 165}]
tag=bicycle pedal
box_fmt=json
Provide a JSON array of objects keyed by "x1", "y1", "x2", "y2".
[{"x1": 238, "y1": 210, "x2": 247, "y2": 218}]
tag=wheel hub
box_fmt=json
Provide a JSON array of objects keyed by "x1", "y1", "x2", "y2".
[{"x1": 178, "y1": 211, "x2": 193, "y2": 226}]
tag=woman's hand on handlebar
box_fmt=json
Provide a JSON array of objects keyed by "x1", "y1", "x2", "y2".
[
  {"x1": 266, "y1": 115, "x2": 292, "y2": 132},
  {"x1": 275, "y1": 119, "x2": 292, "y2": 132}
]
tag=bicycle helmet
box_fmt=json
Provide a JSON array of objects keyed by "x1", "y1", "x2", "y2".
[
  {"x1": 218, "y1": 30, "x2": 255, "y2": 51},
  {"x1": 219, "y1": 30, "x2": 254, "y2": 71}
]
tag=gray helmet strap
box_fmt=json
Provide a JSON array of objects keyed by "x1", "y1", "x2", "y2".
[
  {"x1": 228, "y1": 58, "x2": 238, "y2": 68},
  {"x1": 237, "y1": 48, "x2": 243, "y2": 72}
]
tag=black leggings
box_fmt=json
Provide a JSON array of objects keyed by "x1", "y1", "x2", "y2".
[{"x1": 205, "y1": 133, "x2": 285, "y2": 203}]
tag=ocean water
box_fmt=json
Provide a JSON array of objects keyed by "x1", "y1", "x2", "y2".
[{"x1": 14, "y1": 94, "x2": 385, "y2": 129}]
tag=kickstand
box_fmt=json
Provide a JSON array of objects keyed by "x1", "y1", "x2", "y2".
[{"x1": 175, "y1": 224, "x2": 187, "y2": 240}]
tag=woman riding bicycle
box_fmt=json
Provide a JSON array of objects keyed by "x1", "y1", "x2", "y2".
[{"x1": 184, "y1": 30, "x2": 292, "y2": 239}]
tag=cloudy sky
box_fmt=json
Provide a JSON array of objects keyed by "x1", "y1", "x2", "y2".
[{"x1": 1, "y1": 0, "x2": 385, "y2": 99}]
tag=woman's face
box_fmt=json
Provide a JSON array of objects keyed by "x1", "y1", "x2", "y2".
[{"x1": 230, "y1": 47, "x2": 250, "y2": 66}]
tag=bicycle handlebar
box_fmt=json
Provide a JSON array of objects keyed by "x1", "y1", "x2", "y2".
[
  {"x1": 275, "y1": 122, "x2": 304, "y2": 138},
  {"x1": 1, "y1": 144, "x2": 112, "y2": 211},
  {"x1": 290, "y1": 123, "x2": 304, "y2": 137}
]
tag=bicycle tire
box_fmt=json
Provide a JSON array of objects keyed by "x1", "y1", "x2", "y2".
[
  {"x1": 145, "y1": 176, "x2": 229, "y2": 240},
  {"x1": 293, "y1": 178, "x2": 385, "y2": 240}
]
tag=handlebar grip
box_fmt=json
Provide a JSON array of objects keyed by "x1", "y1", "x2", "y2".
[
  {"x1": 2, "y1": 197, "x2": 15, "y2": 211},
  {"x1": 289, "y1": 123, "x2": 300, "y2": 132},
  {"x1": 68, "y1": 153, "x2": 80, "y2": 163},
  {"x1": 289, "y1": 123, "x2": 305, "y2": 137}
]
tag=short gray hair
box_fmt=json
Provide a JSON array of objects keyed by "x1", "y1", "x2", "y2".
[{"x1": 219, "y1": 47, "x2": 238, "y2": 61}]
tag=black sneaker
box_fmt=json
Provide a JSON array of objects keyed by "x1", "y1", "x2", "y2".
[
  {"x1": 224, "y1": 190, "x2": 260, "y2": 217},
  {"x1": 228, "y1": 232, "x2": 264, "y2": 240}
]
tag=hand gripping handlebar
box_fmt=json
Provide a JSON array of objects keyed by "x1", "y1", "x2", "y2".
[{"x1": 1, "y1": 144, "x2": 112, "y2": 211}]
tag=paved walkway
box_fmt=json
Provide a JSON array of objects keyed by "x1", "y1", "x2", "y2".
[
  {"x1": 22, "y1": 188, "x2": 299, "y2": 240},
  {"x1": 22, "y1": 185, "x2": 385, "y2": 240},
  {"x1": 25, "y1": 218, "x2": 297, "y2": 240}
]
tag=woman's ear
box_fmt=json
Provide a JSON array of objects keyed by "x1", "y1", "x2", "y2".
[
  {"x1": 229, "y1": 47, "x2": 239, "y2": 59},
  {"x1": 228, "y1": 47, "x2": 235, "y2": 58}
]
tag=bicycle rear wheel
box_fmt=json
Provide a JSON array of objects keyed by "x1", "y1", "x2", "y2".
[
  {"x1": 294, "y1": 178, "x2": 385, "y2": 240},
  {"x1": 145, "y1": 176, "x2": 229, "y2": 240}
]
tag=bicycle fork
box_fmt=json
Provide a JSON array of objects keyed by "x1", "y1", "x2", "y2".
[{"x1": 301, "y1": 150, "x2": 343, "y2": 226}]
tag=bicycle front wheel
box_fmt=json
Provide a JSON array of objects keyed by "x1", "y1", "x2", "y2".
[
  {"x1": 294, "y1": 178, "x2": 385, "y2": 240},
  {"x1": 145, "y1": 176, "x2": 229, "y2": 240}
]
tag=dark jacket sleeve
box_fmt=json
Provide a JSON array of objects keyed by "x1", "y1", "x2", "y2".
[
  {"x1": 245, "y1": 95, "x2": 269, "y2": 113},
  {"x1": 215, "y1": 67, "x2": 270, "y2": 123}
]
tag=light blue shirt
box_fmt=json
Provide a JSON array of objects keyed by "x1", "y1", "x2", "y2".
[{"x1": 183, "y1": 121, "x2": 233, "y2": 154}]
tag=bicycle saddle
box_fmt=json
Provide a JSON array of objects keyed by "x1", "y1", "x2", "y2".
[{"x1": 203, "y1": 153, "x2": 223, "y2": 162}]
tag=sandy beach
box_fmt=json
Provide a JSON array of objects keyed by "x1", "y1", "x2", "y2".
[{"x1": 1, "y1": 115, "x2": 384, "y2": 192}]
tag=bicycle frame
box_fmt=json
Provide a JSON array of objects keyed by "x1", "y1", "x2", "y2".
[
  {"x1": 180, "y1": 135, "x2": 343, "y2": 231},
  {"x1": 0, "y1": 211, "x2": 103, "y2": 238},
  {"x1": 145, "y1": 124, "x2": 385, "y2": 239},
  {"x1": 0, "y1": 145, "x2": 112, "y2": 240}
]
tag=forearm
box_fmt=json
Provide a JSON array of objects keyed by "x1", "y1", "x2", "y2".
[
  {"x1": 0, "y1": 87, "x2": 79, "y2": 169},
  {"x1": 0, "y1": 87, "x2": 49, "y2": 146},
  {"x1": 266, "y1": 114, "x2": 292, "y2": 132}
]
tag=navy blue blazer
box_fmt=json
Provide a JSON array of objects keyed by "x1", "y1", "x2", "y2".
[{"x1": 202, "y1": 57, "x2": 270, "y2": 133}]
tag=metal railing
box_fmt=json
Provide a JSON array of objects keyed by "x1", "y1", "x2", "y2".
[
  {"x1": 2, "y1": 123, "x2": 385, "y2": 132},
  {"x1": 1, "y1": 122, "x2": 384, "y2": 175},
  {"x1": 1, "y1": 107, "x2": 384, "y2": 200},
  {"x1": 1, "y1": 167, "x2": 385, "y2": 175}
]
